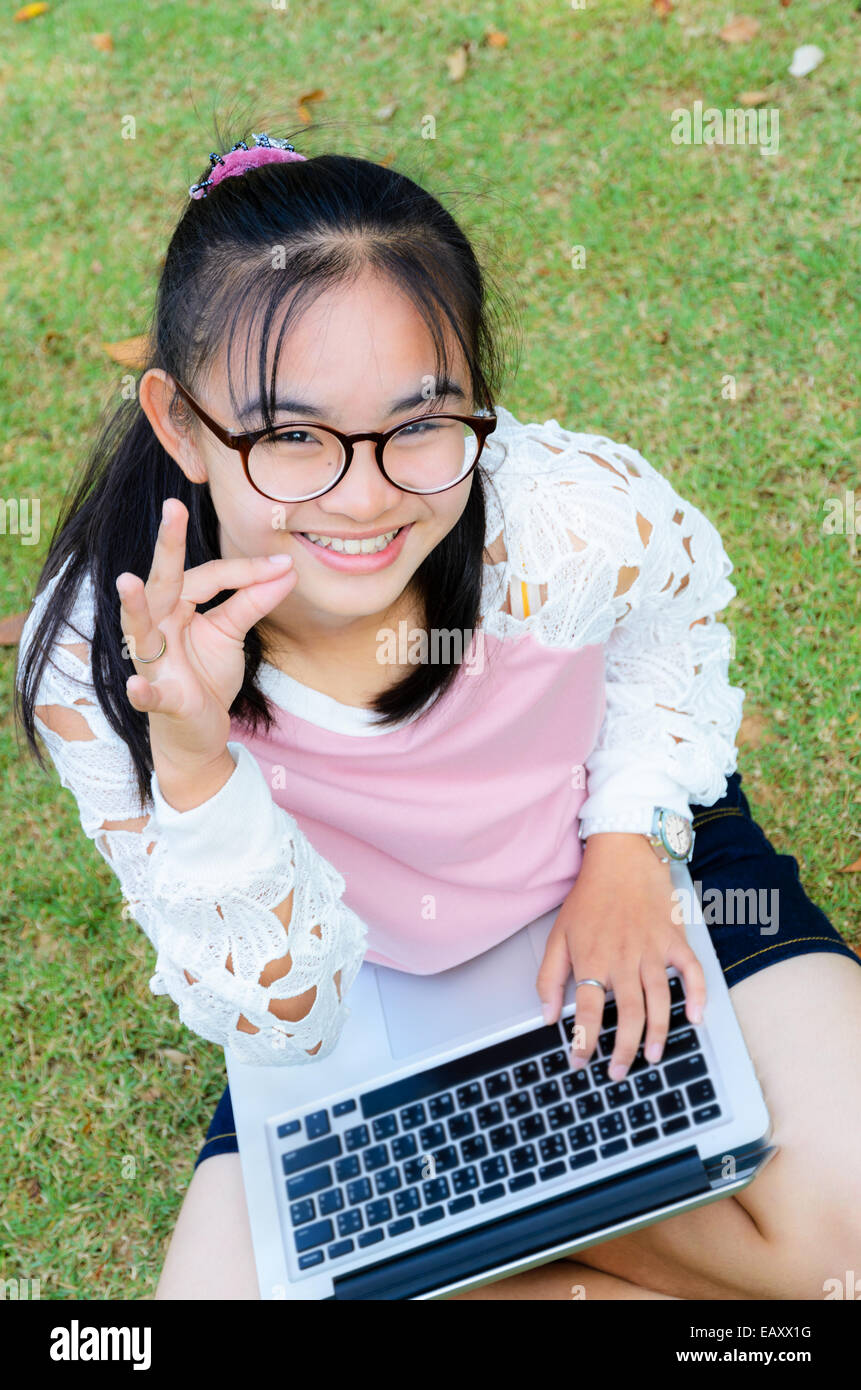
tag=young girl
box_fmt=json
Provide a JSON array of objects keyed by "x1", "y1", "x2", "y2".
[{"x1": 15, "y1": 133, "x2": 861, "y2": 1302}]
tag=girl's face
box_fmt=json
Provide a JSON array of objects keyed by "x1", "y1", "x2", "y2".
[{"x1": 180, "y1": 271, "x2": 477, "y2": 643}]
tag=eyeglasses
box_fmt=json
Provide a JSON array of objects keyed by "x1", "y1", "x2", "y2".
[{"x1": 169, "y1": 378, "x2": 498, "y2": 503}]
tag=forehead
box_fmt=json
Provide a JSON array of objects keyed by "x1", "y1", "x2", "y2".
[{"x1": 216, "y1": 272, "x2": 468, "y2": 425}]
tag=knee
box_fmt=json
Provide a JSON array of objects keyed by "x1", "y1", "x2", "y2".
[{"x1": 763, "y1": 1200, "x2": 861, "y2": 1301}]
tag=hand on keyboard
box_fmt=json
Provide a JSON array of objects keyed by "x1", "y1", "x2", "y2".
[{"x1": 535, "y1": 833, "x2": 707, "y2": 1082}]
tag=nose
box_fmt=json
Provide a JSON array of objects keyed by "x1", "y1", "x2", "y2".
[{"x1": 322, "y1": 437, "x2": 403, "y2": 517}]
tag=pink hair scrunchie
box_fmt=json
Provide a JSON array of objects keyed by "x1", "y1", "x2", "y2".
[{"x1": 189, "y1": 135, "x2": 307, "y2": 200}]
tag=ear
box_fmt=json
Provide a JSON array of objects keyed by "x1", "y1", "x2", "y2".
[{"x1": 138, "y1": 368, "x2": 209, "y2": 485}]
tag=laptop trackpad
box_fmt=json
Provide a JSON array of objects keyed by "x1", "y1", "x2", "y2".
[{"x1": 375, "y1": 927, "x2": 543, "y2": 1061}]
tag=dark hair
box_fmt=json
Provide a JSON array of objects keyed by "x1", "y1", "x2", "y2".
[{"x1": 15, "y1": 121, "x2": 521, "y2": 811}]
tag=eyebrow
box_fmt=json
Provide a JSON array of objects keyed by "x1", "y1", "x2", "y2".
[{"x1": 237, "y1": 378, "x2": 467, "y2": 426}]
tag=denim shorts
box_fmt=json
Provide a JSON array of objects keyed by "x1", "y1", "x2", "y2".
[{"x1": 193, "y1": 769, "x2": 860, "y2": 1169}]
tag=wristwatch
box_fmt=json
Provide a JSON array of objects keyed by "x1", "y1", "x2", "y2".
[{"x1": 647, "y1": 807, "x2": 695, "y2": 864}]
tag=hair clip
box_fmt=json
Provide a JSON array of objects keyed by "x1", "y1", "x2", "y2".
[{"x1": 189, "y1": 132, "x2": 307, "y2": 199}]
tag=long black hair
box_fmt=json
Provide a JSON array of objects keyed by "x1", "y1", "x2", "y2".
[{"x1": 15, "y1": 120, "x2": 521, "y2": 811}]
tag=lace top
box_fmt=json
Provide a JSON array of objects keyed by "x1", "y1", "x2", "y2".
[{"x1": 16, "y1": 405, "x2": 744, "y2": 1065}]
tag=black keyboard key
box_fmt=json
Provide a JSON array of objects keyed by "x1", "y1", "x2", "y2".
[
  {"x1": 687, "y1": 1079, "x2": 716, "y2": 1106},
  {"x1": 665, "y1": 1054, "x2": 707, "y2": 1087},
  {"x1": 448, "y1": 1195, "x2": 476, "y2": 1215},
  {"x1": 277, "y1": 1119, "x2": 301, "y2": 1139},
  {"x1": 627, "y1": 1101, "x2": 656, "y2": 1129},
  {"x1": 422, "y1": 1177, "x2": 450, "y2": 1205},
  {"x1": 428, "y1": 1093, "x2": 455, "y2": 1120},
  {"x1": 478, "y1": 1183, "x2": 506, "y2": 1204},
  {"x1": 577, "y1": 1092, "x2": 604, "y2": 1119},
  {"x1": 365, "y1": 1198, "x2": 392, "y2": 1226},
  {"x1": 374, "y1": 1166, "x2": 401, "y2": 1195},
  {"x1": 362, "y1": 1144, "x2": 389, "y2": 1172},
  {"x1": 400, "y1": 1104, "x2": 426, "y2": 1130},
  {"x1": 634, "y1": 1070, "x2": 664, "y2": 1098},
  {"x1": 432, "y1": 1145, "x2": 459, "y2": 1173},
  {"x1": 509, "y1": 1172, "x2": 537, "y2": 1192},
  {"x1": 567, "y1": 1123, "x2": 596, "y2": 1152},
  {"x1": 358, "y1": 1228, "x2": 384, "y2": 1248},
  {"x1": 518, "y1": 1113, "x2": 546, "y2": 1141},
  {"x1": 337, "y1": 1209, "x2": 362, "y2": 1236},
  {"x1": 539, "y1": 1134, "x2": 566, "y2": 1162},
  {"x1": 328, "y1": 1238, "x2": 354, "y2": 1258},
  {"x1": 606, "y1": 1081, "x2": 634, "y2": 1108},
  {"x1": 569, "y1": 1149, "x2": 598, "y2": 1170},
  {"x1": 662, "y1": 1115, "x2": 690, "y2": 1136},
  {"x1": 282, "y1": 1135, "x2": 341, "y2": 1175},
  {"x1": 286, "y1": 1165, "x2": 333, "y2": 1201},
  {"x1": 460, "y1": 1135, "x2": 488, "y2": 1162},
  {"x1": 590, "y1": 1060, "x2": 612, "y2": 1087},
  {"x1": 452, "y1": 1165, "x2": 480, "y2": 1194},
  {"x1": 505, "y1": 1090, "x2": 532, "y2": 1119},
  {"x1": 476, "y1": 1103, "x2": 503, "y2": 1129},
  {"x1": 489, "y1": 1124, "x2": 517, "y2": 1152},
  {"x1": 334, "y1": 1154, "x2": 360, "y2": 1184},
  {"x1": 289, "y1": 1199, "x2": 315, "y2": 1226},
  {"x1": 346, "y1": 1177, "x2": 372, "y2": 1205},
  {"x1": 448, "y1": 1113, "x2": 475, "y2": 1141},
  {"x1": 403, "y1": 1158, "x2": 425, "y2": 1184},
  {"x1": 456, "y1": 1083, "x2": 483, "y2": 1109},
  {"x1": 318, "y1": 1189, "x2": 343, "y2": 1215},
  {"x1": 418, "y1": 1205, "x2": 445, "y2": 1226},
  {"x1": 333, "y1": 1099, "x2": 356, "y2": 1117},
  {"x1": 598, "y1": 1112, "x2": 625, "y2": 1140},
  {"x1": 657, "y1": 1089, "x2": 686, "y2": 1119},
  {"x1": 631, "y1": 1126, "x2": 660, "y2": 1147},
  {"x1": 388, "y1": 1217, "x2": 414, "y2": 1237},
  {"x1": 481, "y1": 1155, "x2": 508, "y2": 1184},
  {"x1": 668, "y1": 976, "x2": 685, "y2": 1003},
  {"x1": 547, "y1": 1102, "x2": 575, "y2": 1130},
  {"x1": 514, "y1": 1061, "x2": 540, "y2": 1087},
  {"x1": 541, "y1": 1050, "x2": 569, "y2": 1076},
  {"x1": 344, "y1": 1125, "x2": 370, "y2": 1152},
  {"x1": 600, "y1": 1139, "x2": 628, "y2": 1159},
  {"x1": 484, "y1": 1072, "x2": 512, "y2": 1098},
  {"x1": 629, "y1": 1049, "x2": 649, "y2": 1075},
  {"x1": 372, "y1": 1114, "x2": 397, "y2": 1141},
  {"x1": 418, "y1": 1123, "x2": 446, "y2": 1150},
  {"x1": 510, "y1": 1144, "x2": 538, "y2": 1173},
  {"x1": 663, "y1": 1029, "x2": 700, "y2": 1060},
  {"x1": 563, "y1": 1070, "x2": 591, "y2": 1097},
  {"x1": 305, "y1": 1110, "x2": 330, "y2": 1139},
  {"x1": 534, "y1": 1081, "x2": 561, "y2": 1108},
  {"x1": 298, "y1": 1250, "x2": 324, "y2": 1269},
  {"x1": 394, "y1": 1187, "x2": 420, "y2": 1215},
  {"x1": 539, "y1": 1160, "x2": 566, "y2": 1181},
  {"x1": 295, "y1": 1219, "x2": 333, "y2": 1253},
  {"x1": 597, "y1": 1030, "x2": 616, "y2": 1058},
  {"x1": 669, "y1": 1002, "x2": 688, "y2": 1029},
  {"x1": 693, "y1": 1104, "x2": 722, "y2": 1124},
  {"x1": 391, "y1": 1134, "x2": 418, "y2": 1161}
]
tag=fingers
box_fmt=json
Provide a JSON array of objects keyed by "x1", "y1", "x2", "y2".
[
  {"x1": 666, "y1": 940, "x2": 707, "y2": 1025},
  {"x1": 145, "y1": 498, "x2": 189, "y2": 607},
  {"x1": 607, "y1": 976, "x2": 646, "y2": 1081},
  {"x1": 202, "y1": 561, "x2": 297, "y2": 644},
  {"x1": 124, "y1": 672, "x2": 187, "y2": 717},
  {"x1": 569, "y1": 981, "x2": 607, "y2": 1072},
  {"x1": 639, "y1": 963, "x2": 671, "y2": 1068},
  {"x1": 535, "y1": 928, "x2": 571, "y2": 1025},
  {"x1": 179, "y1": 553, "x2": 294, "y2": 607},
  {"x1": 116, "y1": 571, "x2": 166, "y2": 666}
]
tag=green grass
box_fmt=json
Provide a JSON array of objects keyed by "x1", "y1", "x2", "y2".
[{"x1": 1, "y1": 0, "x2": 858, "y2": 1300}]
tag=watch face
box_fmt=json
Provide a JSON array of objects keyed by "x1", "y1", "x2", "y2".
[{"x1": 662, "y1": 813, "x2": 692, "y2": 858}]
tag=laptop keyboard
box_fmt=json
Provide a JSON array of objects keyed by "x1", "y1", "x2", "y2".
[{"x1": 275, "y1": 975, "x2": 722, "y2": 1273}]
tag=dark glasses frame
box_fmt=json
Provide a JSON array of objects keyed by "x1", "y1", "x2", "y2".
[{"x1": 169, "y1": 377, "x2": 498, "y2": 502}]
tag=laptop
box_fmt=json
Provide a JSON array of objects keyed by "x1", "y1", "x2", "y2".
[{"x1": 225, "y1": 860, "x2": 775, "y2": 1300}]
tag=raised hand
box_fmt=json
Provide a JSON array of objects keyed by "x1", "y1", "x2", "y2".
[{"x1": 116, "y1": 498, "x2": 296, "y2": 770}]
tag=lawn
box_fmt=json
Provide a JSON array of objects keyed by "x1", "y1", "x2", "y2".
[{"x1": 1, "y1": 0, "x2": 858, "y2": 1300}]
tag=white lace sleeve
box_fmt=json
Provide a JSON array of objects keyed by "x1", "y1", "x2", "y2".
[
  {"x1": 16, "y1": 562, "x2": 368, "y2": 1065},
  {"x1": 569, "y1": 434, "x2": 745, "y2": 835}
]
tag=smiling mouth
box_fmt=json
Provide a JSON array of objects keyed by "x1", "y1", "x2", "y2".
[{"x1": 299, "y1": 527, "x2": 404, "y2": 554}]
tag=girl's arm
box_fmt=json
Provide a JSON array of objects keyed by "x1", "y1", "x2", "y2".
[{"x1": 17, "y1": 569, "x2": 368, "y2": 1066}]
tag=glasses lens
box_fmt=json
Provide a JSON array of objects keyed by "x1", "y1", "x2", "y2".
[
  {"x1": 248, "y1": 425, "x2": 346, "y2": 501},
  {"x1": 383, "y1": 416, "x2": 479, "y2": 492}
]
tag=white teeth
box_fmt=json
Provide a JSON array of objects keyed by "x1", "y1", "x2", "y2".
[{"x1": 304, "y1": 528, "x2": 400, "y2": 555}]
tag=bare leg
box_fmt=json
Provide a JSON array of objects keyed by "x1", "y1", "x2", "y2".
[
  {"x1": 571, "y1": 953, "x2": 861, "y2": 1299},
  {"x1": 155, "y1": 1153, "x2": 260, "y2": 1300}
]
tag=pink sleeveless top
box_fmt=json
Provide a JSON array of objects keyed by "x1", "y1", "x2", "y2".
[{"x1": 231, "y1": 633, "x2": 606, "y2": 975}]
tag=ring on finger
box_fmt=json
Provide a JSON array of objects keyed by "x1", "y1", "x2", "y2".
[
  {"x1": 574, "y1": 978, "x2": 607, "y2": 992},
  {"x1": 131, "y1": 631, "x2": 167, "y2": 663}
]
